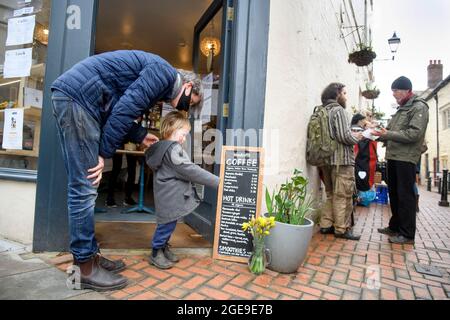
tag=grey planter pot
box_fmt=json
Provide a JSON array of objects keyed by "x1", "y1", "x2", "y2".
[{"x1": 264, "y1": 218, "x2": 314, "y2": 274}]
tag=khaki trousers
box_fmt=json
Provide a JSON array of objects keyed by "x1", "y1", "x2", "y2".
[{"x1": 319, "y1": 165, "x2": 355, "y2": 234}]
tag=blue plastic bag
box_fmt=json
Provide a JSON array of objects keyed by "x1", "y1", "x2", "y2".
[{"x1": 357, "y1": 189, "x2": 376, "y2": 207}]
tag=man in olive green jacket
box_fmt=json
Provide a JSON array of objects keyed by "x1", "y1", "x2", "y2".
[{"x1": 373, "y1": 76, "x2": 429, "y2": 244}]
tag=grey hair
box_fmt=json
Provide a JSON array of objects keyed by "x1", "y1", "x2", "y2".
[
  {"x1": 175, "y1": 69, "x2": 204, "y2": 111},
  {"x1": 177, "y1": 69, "x2": 203, "y2": 98}
]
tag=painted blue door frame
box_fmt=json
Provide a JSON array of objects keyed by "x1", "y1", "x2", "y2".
[{"x1": 33, "y1": 0, "x2": 269, "y2": 252}]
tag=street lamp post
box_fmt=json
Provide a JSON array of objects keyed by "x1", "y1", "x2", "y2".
[
  {"x1": 374, "y1": 32, "x2": 401, "y2": 62},
  {"x1": 388, "y1": 32, "x2": 401, "y2": 60}
]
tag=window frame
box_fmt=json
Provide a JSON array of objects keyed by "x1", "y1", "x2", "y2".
[{"x1": 0, "y1": 0, "x2": 52, "y2": 181}]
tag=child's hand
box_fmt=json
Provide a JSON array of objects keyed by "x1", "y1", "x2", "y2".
[{"x1": 141, "y1": 133, "x2": 159, "y2": 148}]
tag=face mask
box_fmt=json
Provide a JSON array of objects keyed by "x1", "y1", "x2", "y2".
[{"x1": 176, "y1": 88, "x2": 192, "y2": 112}]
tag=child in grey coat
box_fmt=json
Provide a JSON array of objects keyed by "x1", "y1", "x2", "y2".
[{"x1": 145, "y1": 111, "x2": 220, "y2": 269}]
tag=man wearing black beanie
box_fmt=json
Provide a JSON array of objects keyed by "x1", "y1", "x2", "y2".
[{"x1": 372, "y1": 76, "x2": 429, "y2": 244}]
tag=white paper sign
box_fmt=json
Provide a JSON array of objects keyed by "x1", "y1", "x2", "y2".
[
  {"x1": 13, "y1": 7, "x2": 34, "y2": 17},
  {"x1": 3, "y1": 48, "x2": 33, "y2": 78},
  {"x1": 2, "y1": 108, "x2": 24, "y2": 150},
  {"x1": 24, "y1": 87, "x2": 43, "y2": 108},
  {"x1": 6, "y1": 15, "x2": 35, "y2": 46},
  {"x1": 200, "y1": 73, "x2": 214, "y2": 123}
]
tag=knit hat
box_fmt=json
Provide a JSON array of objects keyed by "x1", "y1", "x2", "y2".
[
  {"x1": 391, "y1": 76, "x2": 412, "y2": 91},
  {"x1": 351, "y1": 113, "x2": 366, "y2": 126}
]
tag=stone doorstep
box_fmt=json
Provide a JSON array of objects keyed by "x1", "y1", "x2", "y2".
[
  {"x1": 33, "y1": 248, "x2": 212, "y2": 267},
  {"x1": 0, "y1": 238, "x2": 29, "y2": 254},
  {"x1": 101, "y1": 248, "x2": 212, "y2": 257}
]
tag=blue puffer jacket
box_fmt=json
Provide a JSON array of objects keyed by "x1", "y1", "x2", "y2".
[{"x1": 51, "y1": 50, "x2": 178, "y2": 159}]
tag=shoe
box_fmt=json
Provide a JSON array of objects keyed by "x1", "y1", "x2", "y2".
[
  {"x1": 97, "y1": 254, "x2": 126, "y2": 273},
  {"x1": 163, "y1": 244, "x2": 179, "y2": 263},
  {"x1": 150, "y1": 249, "x2": 174, "y2": 269},
  {"x1": 71, "y1": 255, "x2": 128, "y2": 292},
  {"x1": 320, "y1": 226, "x2": 335, "y2": 235},
  {"x1": 106, "y1": 198, "x2": 118, "y2": 208},
  {"x1": 334, "y1": 230, "x2": 361, "y2": 241},
  {"x1": 123, "y1": 197, "x2": 137, "y2": 206},
  {"x1": 377, "y1": 227, "x2": 399, "y2": 236},
  {"x1": 388, "y1": 235, "x2": 414, "y2": 244}
]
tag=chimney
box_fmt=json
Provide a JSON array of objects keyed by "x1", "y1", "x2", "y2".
[{"x1": 428, "y1": 60, "x2": 443, "y2": 88}]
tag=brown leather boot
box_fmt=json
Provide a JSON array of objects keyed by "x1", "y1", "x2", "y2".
[
  {"x1": 97, "y1": 253, "x2": 126, "y2": 273},
  {"x1": 72, "y1": 255, "x2": 128, "y2": 291}
]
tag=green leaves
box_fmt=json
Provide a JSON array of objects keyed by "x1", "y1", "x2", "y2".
[
  {"x1": 265, "y1": 188, "x2": 273, "y2": 215},
  {"x1": 265, "y1": 170, "x2": 316, "y2": 226}
]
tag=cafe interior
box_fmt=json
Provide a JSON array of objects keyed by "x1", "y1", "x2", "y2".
[{"x1": 93, "y1": 0, "x2": 222, "y2": 249}]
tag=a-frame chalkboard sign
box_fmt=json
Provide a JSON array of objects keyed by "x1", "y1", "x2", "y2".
[{"x1": 212, "y1": 146, "x2": 264, "y2": 263}]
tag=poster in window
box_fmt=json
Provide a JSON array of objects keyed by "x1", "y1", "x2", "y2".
[
  {"x1": 3, "y1": 48, "x2": 33, "y2": 78},
  {"x1": 6, "y1": 15, "x2": 36, "y2": 46},
  {"x1": 2, "y1": 108, "x2": 24, "y2": 150},
  {"x1": 24, "y1": 87, "x2": 43, "y2": 108}
]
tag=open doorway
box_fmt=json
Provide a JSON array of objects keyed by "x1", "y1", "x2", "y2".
[{"x1": 92, "y1": 0, "x2": 227, "y2": 249}]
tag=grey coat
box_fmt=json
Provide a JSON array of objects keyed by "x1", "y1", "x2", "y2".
[{"x1": 145, "y1": 141, "x2": 220, "y2": 224}]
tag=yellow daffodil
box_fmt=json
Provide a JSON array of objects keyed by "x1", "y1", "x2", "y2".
[{"x1": 242, "y1": 215, "x2": 276, "y2": 241}]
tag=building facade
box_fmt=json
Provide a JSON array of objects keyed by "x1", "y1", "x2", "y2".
[
  {"x1": 419, "y1": 60, "x2": 450, "y2": 184},
  {"x1": 0, "y1": 0, "x2": 373, "y2": 250}
]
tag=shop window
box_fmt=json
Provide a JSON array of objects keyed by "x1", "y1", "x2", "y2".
[
  {"x1": 443, "y1": 108, "x2": 450, "y2": 130},
  {"x1": 0, "y1": 0, "x2": 51, "y2": 171}
]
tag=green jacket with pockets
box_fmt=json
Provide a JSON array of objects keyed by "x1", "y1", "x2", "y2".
[{"x1": 384, "y1": 95, "x2": 429, "y2": 165}]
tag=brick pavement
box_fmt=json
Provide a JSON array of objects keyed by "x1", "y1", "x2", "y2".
[{"x1": 52, "y1": 188, "x2": 450, "y2": 300}]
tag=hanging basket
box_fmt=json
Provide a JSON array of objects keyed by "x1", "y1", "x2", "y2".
[
  {"x1": 348, "y1": 48, "x2": 377, "y2": 66},
  {"x1": 362, "y1": 89, "x2": 380, "y2": 99}
]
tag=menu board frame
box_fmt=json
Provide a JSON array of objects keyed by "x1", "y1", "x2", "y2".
[{"x1": 212, "y1": 146, "x2": 265, "y2": 263}]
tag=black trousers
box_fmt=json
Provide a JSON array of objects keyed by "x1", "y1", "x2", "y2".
[
  {"x1": 107, "y1": 153, "x2": 137, "y2": 199},
  {"x1": 387, "y1": 160, "x2": 417, "y2": 239}
]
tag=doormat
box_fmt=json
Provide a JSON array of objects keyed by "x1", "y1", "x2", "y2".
[
  {"x1": 95, "y1": 222, "x2": 212, "y2": 249},
  {"x1": 414, "y1": 263, "x2": 443, "y2": 277}
]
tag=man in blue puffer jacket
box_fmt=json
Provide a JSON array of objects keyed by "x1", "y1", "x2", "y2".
[{"x1": 51, "y1": 50, "x2": 202, "y2": 291}]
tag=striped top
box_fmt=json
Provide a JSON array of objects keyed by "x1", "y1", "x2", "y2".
[{"x1": 326, "y1": 101, "x2": 359, "y2": 166}]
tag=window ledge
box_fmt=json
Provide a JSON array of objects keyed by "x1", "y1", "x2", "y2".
[{"x1": 0, "y1": 168, "x2": 37, "y2": 182}]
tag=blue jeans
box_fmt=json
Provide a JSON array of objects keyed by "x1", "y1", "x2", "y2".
[
  {"x1": 152, "y1": 221, "x2": 177, "y2": 250},
  {"x1": 52, "y1": 91, "x2": 100, "y2": 262}
]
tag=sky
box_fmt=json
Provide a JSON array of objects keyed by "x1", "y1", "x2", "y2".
[{"x1": 372, "y1": 0, "x2": 450, "y2": 117}]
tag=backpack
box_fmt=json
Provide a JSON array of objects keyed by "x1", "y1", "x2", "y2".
[{"x1": 306, "y1": 104, "x2": 337, "y2": 167}]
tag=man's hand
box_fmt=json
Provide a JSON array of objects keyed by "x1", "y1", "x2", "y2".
[
  {"x1": 140, "y1": 133, "x2": 159, "y2": 149},
  {"x1": 371, "y1": 127, "x2": 388, "y2": 137},
  {"x1": 87, "y1": 156, "x2": 105, "y2": 186}
]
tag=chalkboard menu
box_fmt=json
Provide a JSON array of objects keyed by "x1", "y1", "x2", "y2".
[{"x1": 213, "y1": 146, "x2": 264, "y2": 263}]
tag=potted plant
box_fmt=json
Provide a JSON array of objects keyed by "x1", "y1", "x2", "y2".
[
  {"x1": 264, "y1": 169, "x2": 316, "y2": 274},
  {"x1": 362, "y1": 83, "x2": 380, "y2": 99},
  {"x1": 348, "y1": 43, "x2": 377, "y2": 67}
]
